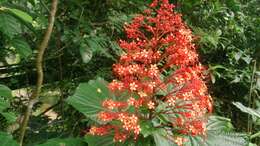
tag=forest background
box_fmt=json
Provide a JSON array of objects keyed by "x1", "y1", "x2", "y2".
[{"x1": 0, "y1": 0, "x2": 259, "y2": 146}]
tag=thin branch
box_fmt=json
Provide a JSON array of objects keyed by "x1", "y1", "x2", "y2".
[
  {"x1": 248, "y1": 60, "x2": 256, "y2": 133},
  {"x1": 19, "y1": 0, "x2": 58, "y2": 145},
  {"x1": 40, "y1": 0, "x2": 50, "y2": 12},
  {"x1": 38, "y1": 101, "x2": 60, "y2": 117}
]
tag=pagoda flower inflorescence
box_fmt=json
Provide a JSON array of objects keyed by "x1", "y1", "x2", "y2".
[{"x1": 88, "y1": 0, "x2": 212, "y2": 145}]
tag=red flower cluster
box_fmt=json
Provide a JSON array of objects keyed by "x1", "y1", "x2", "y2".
[{"x1": 89, "y1": 0, "x2": 212, "y2": 145}]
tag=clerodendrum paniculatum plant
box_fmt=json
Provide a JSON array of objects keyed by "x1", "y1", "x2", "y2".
[{"x1": 88, "y1": 0, "x2": 212, "y2": 145}]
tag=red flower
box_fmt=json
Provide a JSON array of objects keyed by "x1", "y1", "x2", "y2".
[{"x1": 88, "y1": 0, "x2": 212, "y2": 144}]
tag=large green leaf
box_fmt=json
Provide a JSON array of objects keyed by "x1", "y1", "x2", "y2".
[
  {"x1": 4, "y1": 7, "x2": 33, "y2": 24},
  {"x1": 0, "y1": 85, "x2": 16, "y2": 123},
  {"x1": 184, "y1": 136, "x2": 204, "y2": 146},
  {"x1": 153, "y1": 133, "x2": 177, "y2": 146},
  {"x1": 0, "y1": 132, "x2": 19, "y2": 146},
  {"x1": 204, "y1": 116, "x2": 249, "y2": 146},
  {"x1": 140, "y1": 120, "x2": 157, "y2": 138},
  {"x1": 0, "y1": 6, "x2": 35, "y2": 34},
  {"x1": 0, "y1": 97, "x2": 17, "y2": 123},
  {"x1": 0, "y1": 84, "x2": 11, "y2": 112},
  {"x1": 36, "y1": 138, "x2": 86, "y2": 146},
  {"x1": 128, "y1": 136, "x2": 155, "y2": 146},
  {"x1": 84, "y1": 134, "x2": 115, "y2": 146},
  {"x1": 2, "y1": 112, "x2": 16, "y2": 123},
  {"x1": 206, "y1": 131, "x2": 249, "y2": 146},
  {"x1": 0, "y1": 13, "x2": 21, "y2": 38},
  {"x1": 152, "y1": 116, "x2": 249, "y2": 146},
  {"x1": 184, "y1": 116, "x2": 249, "y2": 146},
  {"x1": 207, "y1": 116, "x2": 234, "y2": 131},
  {"x1": 84, "y1": 132, "x2": 150, "y2": 146},
  {"x1": 233, "y1": 102, "x2": 260, "y2": 118},
  {"x1": 0, "y1": 98, "x2": 10, "y2": 112},
  {"x1": 0, "y1": 84, "x2": 12, "y2": 98},
  {"x1": 11, "y1": 38, "x2": 32, "y2": 58},
  {"x1": 66, "y1": 78, "x2": 110, "y2": 121},
  {"x1": 152, "y1": 128, "x2": 177, "y2": 146}
]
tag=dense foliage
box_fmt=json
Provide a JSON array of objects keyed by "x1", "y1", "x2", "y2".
[{"x1": 0, "y1": 0, "x2": 259, "y2": 146}]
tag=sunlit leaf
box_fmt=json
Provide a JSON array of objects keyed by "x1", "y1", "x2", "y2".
[
  {"x1": 80, "y1": 43, "x2": 92, "y2": 63},
  {"x1": 5, "y1": 7, "x2": 33, "y2": 24},
  {"x1": 66, "y1": 78, "x2": 110, "y2": 122},
  {"x1": 233, "y1": 102, "x2": 260, "y2": 118}
]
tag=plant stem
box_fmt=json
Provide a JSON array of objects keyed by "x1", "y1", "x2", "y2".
[
  {"x1": 18, "y1": 0, "x2": 58, "y2": 145},
  {"x1": 248, "y1": 60, "x2": 256, "y2": 133}
]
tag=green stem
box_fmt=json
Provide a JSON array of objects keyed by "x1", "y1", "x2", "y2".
[{"x1": 248, "y1": 60, "x2": 256, "y2": 133}]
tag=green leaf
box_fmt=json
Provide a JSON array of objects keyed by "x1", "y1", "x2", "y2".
[
  {"x1": 0, "y1": 6, "x2": 35, "y2": 33},
  {"x1": 11, "y1": 38, "x2": 32, "y2": 58},
  {"x1": 153, "y1": 132, "x2": 177, "y2": 146},
  {"x1": 5, "y1": 8, "x2": 33, "y2": 24},
  {"x1": 2, "y1": 112, "x2": 16, "y2": 123},
  {"x1": 209, "y1": 65, "x2": 228, "y2": 70},
  {"x1": 233, "y1": 102, "x2": 260, "y2": 118},
  {"x1": 256, "y1": 78, "x2": 260, "y2": 90},
  {"x1": 66, "y1": 78, "x2": 110, "y2": 122},
  {"x1": 226, "y1": 0, "x2": 241, "y2": 12},
  {"x1": 234, "y1": 51, "x2": 243, "y2": 61},
  {"x1": 0, "y1": 84, "x2": 12, "y2": 98},
  {"x1": 84, "y1": 133, "x2": 136, "y2": 146},
  {"x1": 140, "y1": 120, "x2": 156, "y2": 137},
  {"x1": 0, "y1": 98, "x2": 16, "y2": 123},
  {"x1": 249, "y1": 143, "x2": 257, "y2": 146},
  {"x1": 0, "y1": 84, "x2": 15, "y2": 122},
  {"x1": 206, "y1": 131, "x2": 249, "y2": 146},
  {"x1": 85, "y1": 35, "x2": 115, "y2": 60},
  {"x1": 36, "y1": 138, "x2": 86, "y2": 146},
  {"x1": 152, "y1": 128, "x2": 178, "y2": 146},
  {"x1": 205, "y1": 116, "x2": 249, "y2": 146},
  {"x1": 231, "y1": 76, "x2": 241, "y2": 83},
  {"x1": 179, "y1": 116, "x2": 249, "y2": 146},
  {"x1": 193, "y1": 28, "x2": 220, "y2": 48},
  {"x1": 207, "y1": 116, "x2": 234, "y2": 131},
  {"x1": 80, "y1": 43, "x2": 92, "y2": 63},
  {"x1": 241, "y1": 56, "x2": 252, "y2": 64},
  {"x1": 0, "y1": 13, "x2": 21, "y2": 38},
  {"x1": 0, "y1": 132, "x2": 19, "y2": 146},
  {"x1": 184, "y1": 136, "x2": 204, "y2": 146},
  {"x1": 0, "y1": 98, "x2": 10, "y2": 112},
  {"x1": 84, "y1": 134, "x2": 115, "y2": 146},
  {"x1": 250, "y1": 131, "x2": 260, "y2": 140},
  {"x1": 127, "y1": 136, "x2": 154, "y2": 146}
]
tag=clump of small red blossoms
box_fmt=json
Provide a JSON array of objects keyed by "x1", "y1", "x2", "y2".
[{"x1": 88, "y1": 0, "x2": 212, "y2": 145}]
